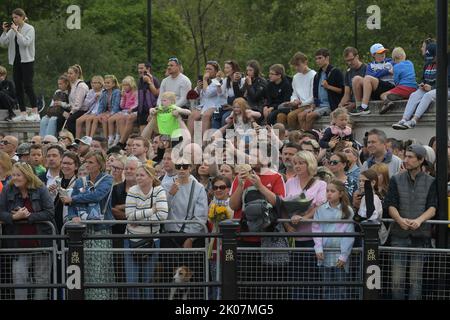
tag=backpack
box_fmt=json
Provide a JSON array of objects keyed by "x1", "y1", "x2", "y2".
[{"x1": 241, "y1": 186, "x2": 278, "y2": 232}]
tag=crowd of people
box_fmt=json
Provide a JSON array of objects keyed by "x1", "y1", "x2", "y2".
[{"x1": 0, "y1": 7, "x2": 448, "y2": 301}]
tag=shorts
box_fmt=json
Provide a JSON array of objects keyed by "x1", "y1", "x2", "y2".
[
  {"x1": 315, "y1": 106, "x2": 331, "y2": 117},
  {"x1": 387, "y1": 85, "x2": 417, "y2": 99},
  {"x1": 371, "y1": 80, "x2": 395, "y2": 100}
]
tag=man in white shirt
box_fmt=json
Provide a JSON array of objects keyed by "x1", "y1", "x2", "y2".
[
  {"x1": 284, "y1": 52, "x2": 316, "y2": 130},
  {"x1": 157, "y1": 57, "x2": 192, "y2": 108}
]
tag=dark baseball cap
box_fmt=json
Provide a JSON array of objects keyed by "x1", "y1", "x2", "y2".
[{"x1": 406, "y1": 144, "x2": 427, "y2": 159}]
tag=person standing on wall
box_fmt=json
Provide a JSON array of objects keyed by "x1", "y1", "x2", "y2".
[{"x1": 0, "y1": 8, "x2": 40, "y2": 122}]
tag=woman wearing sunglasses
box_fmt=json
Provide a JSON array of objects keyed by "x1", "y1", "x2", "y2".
[{"x1": 327, "y1": 152, "x2": 358, "y2": 200}]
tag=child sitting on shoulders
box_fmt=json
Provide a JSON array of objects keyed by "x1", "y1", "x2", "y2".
[{"x1": 146, "y1": 91, "x2": 190, "y2": 139}]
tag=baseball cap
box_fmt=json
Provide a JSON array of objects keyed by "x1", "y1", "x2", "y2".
[
  {"x1": 406, "y1": 144, "x2": 427, "y2": 159},
  {"x1": 370, "y1": 43, "x2": 388, "y2": 55},
  {"x1": 75, "y1": 136, "x2": 92, "y2": 146},
  {"x1": 16, "y1": 142, "x2": 31, "y2": 155}
]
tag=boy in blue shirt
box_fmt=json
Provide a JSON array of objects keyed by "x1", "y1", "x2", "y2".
[{"x1": 350, "y1": 43, "x2": 394, "y2": 115}]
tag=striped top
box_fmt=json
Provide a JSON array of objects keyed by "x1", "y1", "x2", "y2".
[{"x1": 125, "y1": 185, "x2": 168, "y2": 240}]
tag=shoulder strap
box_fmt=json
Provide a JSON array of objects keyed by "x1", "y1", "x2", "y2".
[
  {"x1": 303, "y1": 177, "x2": 316, "y2": 192},
  {"x1": 93, "y1": 174, "x2": 108, "y2": 188},
  {"x1": 180, "y1": 180, "x2": 196, "y2": 233}
]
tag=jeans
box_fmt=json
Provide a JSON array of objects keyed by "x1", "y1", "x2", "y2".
[
  {"x1": 211, "y1": 107, "x2": 232, "y2": 129},
  {"x1": 124, "y1": 239, "x2": 160, "y2": 300},
  {"x1": 13, "y1": 253, "x2": 51, "y2": 300},
  {"x1": 39, "y1": 115, "x2": 58, "y2": 137},
  {"x1": 391, "y1": 236, "x2": 430, "y2": 300},
  {"x1": 321, "y1": 266, "x2": 347, "y2": 300},
  {"x1": 403, "y1": 88, "x2": 450, "y2": 120}
]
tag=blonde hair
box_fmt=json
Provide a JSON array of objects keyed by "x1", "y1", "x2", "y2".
[
  {"x1": 91, "y1": 75, "x2": 104, "y2": 87},
  {"x1": 69, "y1": 64, "x2": 83, "y2": 80},
  {"x1": 0, "y1": 150, "x2": 13, "y2": 176},
  {"x1": 161, "y1": 91, "x2": 177, "y2": 105},
  {"x1": 84, "y1": 150, "x2": 107, "y2": 172},
  {"x1": 331, "y1": 107, "x2": 349, "y2": 124},
  {"x1": 392, "y1": 47, "x2": 406, "y2": 62},
  {"x1": 121, "y1": 76, "x2": 137, "y2": 93},
  {"x1": 0, "y1": 66, "x2": 7, "y2": 76},
  {"x1": 104, "y1": 75, "x2": 120, "y2": 89},
  {"x1": 58, "y1": 129, "x2": 74, "y2": 143},
  {"x1": 294, "y1": 150, "x2": 318, "y2": 176},
  {"x1": 10, "y1": 162, "x2": 44, "y2": 190},
  {"x1": 138, "y1": 164, "x2": 161, "y2": 187}
]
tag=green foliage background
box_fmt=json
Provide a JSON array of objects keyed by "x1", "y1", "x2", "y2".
[{"x1": 0, "y1": 0, "x2": 444, "y2": 100}]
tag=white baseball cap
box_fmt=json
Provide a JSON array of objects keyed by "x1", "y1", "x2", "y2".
[
  {"x1": 75, "y1": 136, "x2": 92, "y2": 146},
  {"x1": 370, "y1": 43, "x2": 388, "y2": 55}
]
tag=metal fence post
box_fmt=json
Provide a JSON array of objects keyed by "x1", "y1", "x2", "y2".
[
  {"x1": 219, "y1": 220, "x2": 239, "y2": 300},
  {"x1": 361, "y1": 220, "x2": 380, "y2": 300},
  {"x1": 65, "y1": 223, "x2": 86, "y2": 300}
]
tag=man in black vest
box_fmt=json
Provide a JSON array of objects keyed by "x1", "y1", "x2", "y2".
[{"x1": 385, "y1": 144, "x2": 436, "y2": 300}]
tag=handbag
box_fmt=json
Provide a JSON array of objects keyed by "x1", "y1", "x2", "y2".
[{"x1": 77, "y1": 175, "x2": 113, "y2": 220}]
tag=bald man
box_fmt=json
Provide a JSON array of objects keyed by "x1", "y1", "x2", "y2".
[{"x1": 0, "y1": 135, "x2": 18, "y2": 161}]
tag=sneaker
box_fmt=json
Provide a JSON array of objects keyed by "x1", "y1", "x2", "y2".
[
  {"x1": 4, "y1": 113, "x2": 15, "y2": 121},
  {"x1": 392, "y1": 119, "x2": 408, "y2": 130},
  {"x1": 11, "y1": 114, "x2": 26, "y2": 122},
  {"x1": 379, "y1": 101, "x2": 395, "y2": 114},
  {"x1": 25, "y1": 113, "x2": 40, "y2": 121},
  {"x1": 404, "y1": 119, "x2": 416, "y2": 129},
  {"x1": 350, "y1": 106, "x2": 371, "y2": 116}
]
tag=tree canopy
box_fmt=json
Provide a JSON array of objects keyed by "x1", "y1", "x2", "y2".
[{"x1": 0, "y1": 0, "x2": 444, "y2": 99}]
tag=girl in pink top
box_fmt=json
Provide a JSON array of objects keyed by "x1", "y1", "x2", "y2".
[{"x1": 108, "y1": 76, "x2": 138, "y2": 147}]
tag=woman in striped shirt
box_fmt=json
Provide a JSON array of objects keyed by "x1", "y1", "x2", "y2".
[{"x1": 125, "y1": 164, "x2": 168, "y2": 300}]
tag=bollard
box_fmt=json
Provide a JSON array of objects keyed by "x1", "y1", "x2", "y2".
[
  {"x1": 361, "y1": 220, "x2": 380, "y2": 300},
  {"x1": 65, "y1": 223, "x2": 86, "y2": 300},
  {"x1": 219, "y1": 220, "x2": 240, "y2": 300}
]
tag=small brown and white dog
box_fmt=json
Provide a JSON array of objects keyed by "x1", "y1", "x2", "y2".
[{"x1": 169, "y1": 266, "x2": 193, "y2": 300}]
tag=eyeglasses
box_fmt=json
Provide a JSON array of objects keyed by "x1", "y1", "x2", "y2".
[
  {"x1": 206, "y1": 60, "x2": 219, "y2": 66},
  {"x1": 111, "y1": 165, "x2": 124, "y2": 171},
  {"x1": 58, "y1": 136, "x2": 69, "y2": 141},
  {"x1": 168, "y1": 57, "x2": 180, "y2": 64},
  {"x1": 42, "y1": 141, "x2": 52, "y2": 145},
  {"x1": 329, "y1": 160, "x2": 341, "y2": 166},
  {"x1": 212, "y1": 185, "x2": 228, "y2": 191},
  {"x1": 0, "y1": 140, "x2": 11, "y2": 145},
  {"x1": 269, "y1": 72, "x2": 279, "y2": 76},
  {"x1": 175, "y1": 164, "x2": 190, "y2": 170}
]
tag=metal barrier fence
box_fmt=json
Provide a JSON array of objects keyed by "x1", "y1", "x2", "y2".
[
  {"x1": 0, "y1": 221, "x2": 59, "y2": 300},
  {"x1": 1, "y1": 218, "x2": 450, "y2": 300},
  {"x1": 378, "y1": 219, "x2": 450, "y2": 300},
  {"x1": 61, "y1": 220, "x2": 214, "y2": 300}
]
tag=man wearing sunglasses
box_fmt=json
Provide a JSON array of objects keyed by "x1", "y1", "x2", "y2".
[
  {"x1": 338, "y1": 47, "x2": 367, "y2": 111},
  {"x1": 0, "y1": 135, "x2": 18, "y2": 161},
  {"x1": 157, "y1": 57, "x2": 192, "y2": 109}
]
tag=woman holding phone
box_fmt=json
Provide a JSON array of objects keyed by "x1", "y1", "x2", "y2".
[{"x1": 0, "y1": 8, "x2": 40, "y2": 122}]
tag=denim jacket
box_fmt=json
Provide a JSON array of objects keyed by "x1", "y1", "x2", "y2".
[
  {"x1": 96, "y1": 88, "x2": 121, "y2": 114},
  {"x1": 67, "y1": 173, "x2": 114, "y2": 231},
  {"x1": 0, "y1": 185, "x2": 55, "y2": 248}
]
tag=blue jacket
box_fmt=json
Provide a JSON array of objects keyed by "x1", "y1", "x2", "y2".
[
  {"x1": 97, "y1": 88, "x2": 121, "y2": 114},
  {"x1": 0, "y1": 184, "x2": 56, "y2": 248},
  {"x1": 365, "y1": 58, "x2": 394, "y2": 83},
  {"x1": 67, "y1": 173, "x2": 114, "y2": 230},
  {"x1": 393, "y1": 60, "x2": 417, "y2": 88}
]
